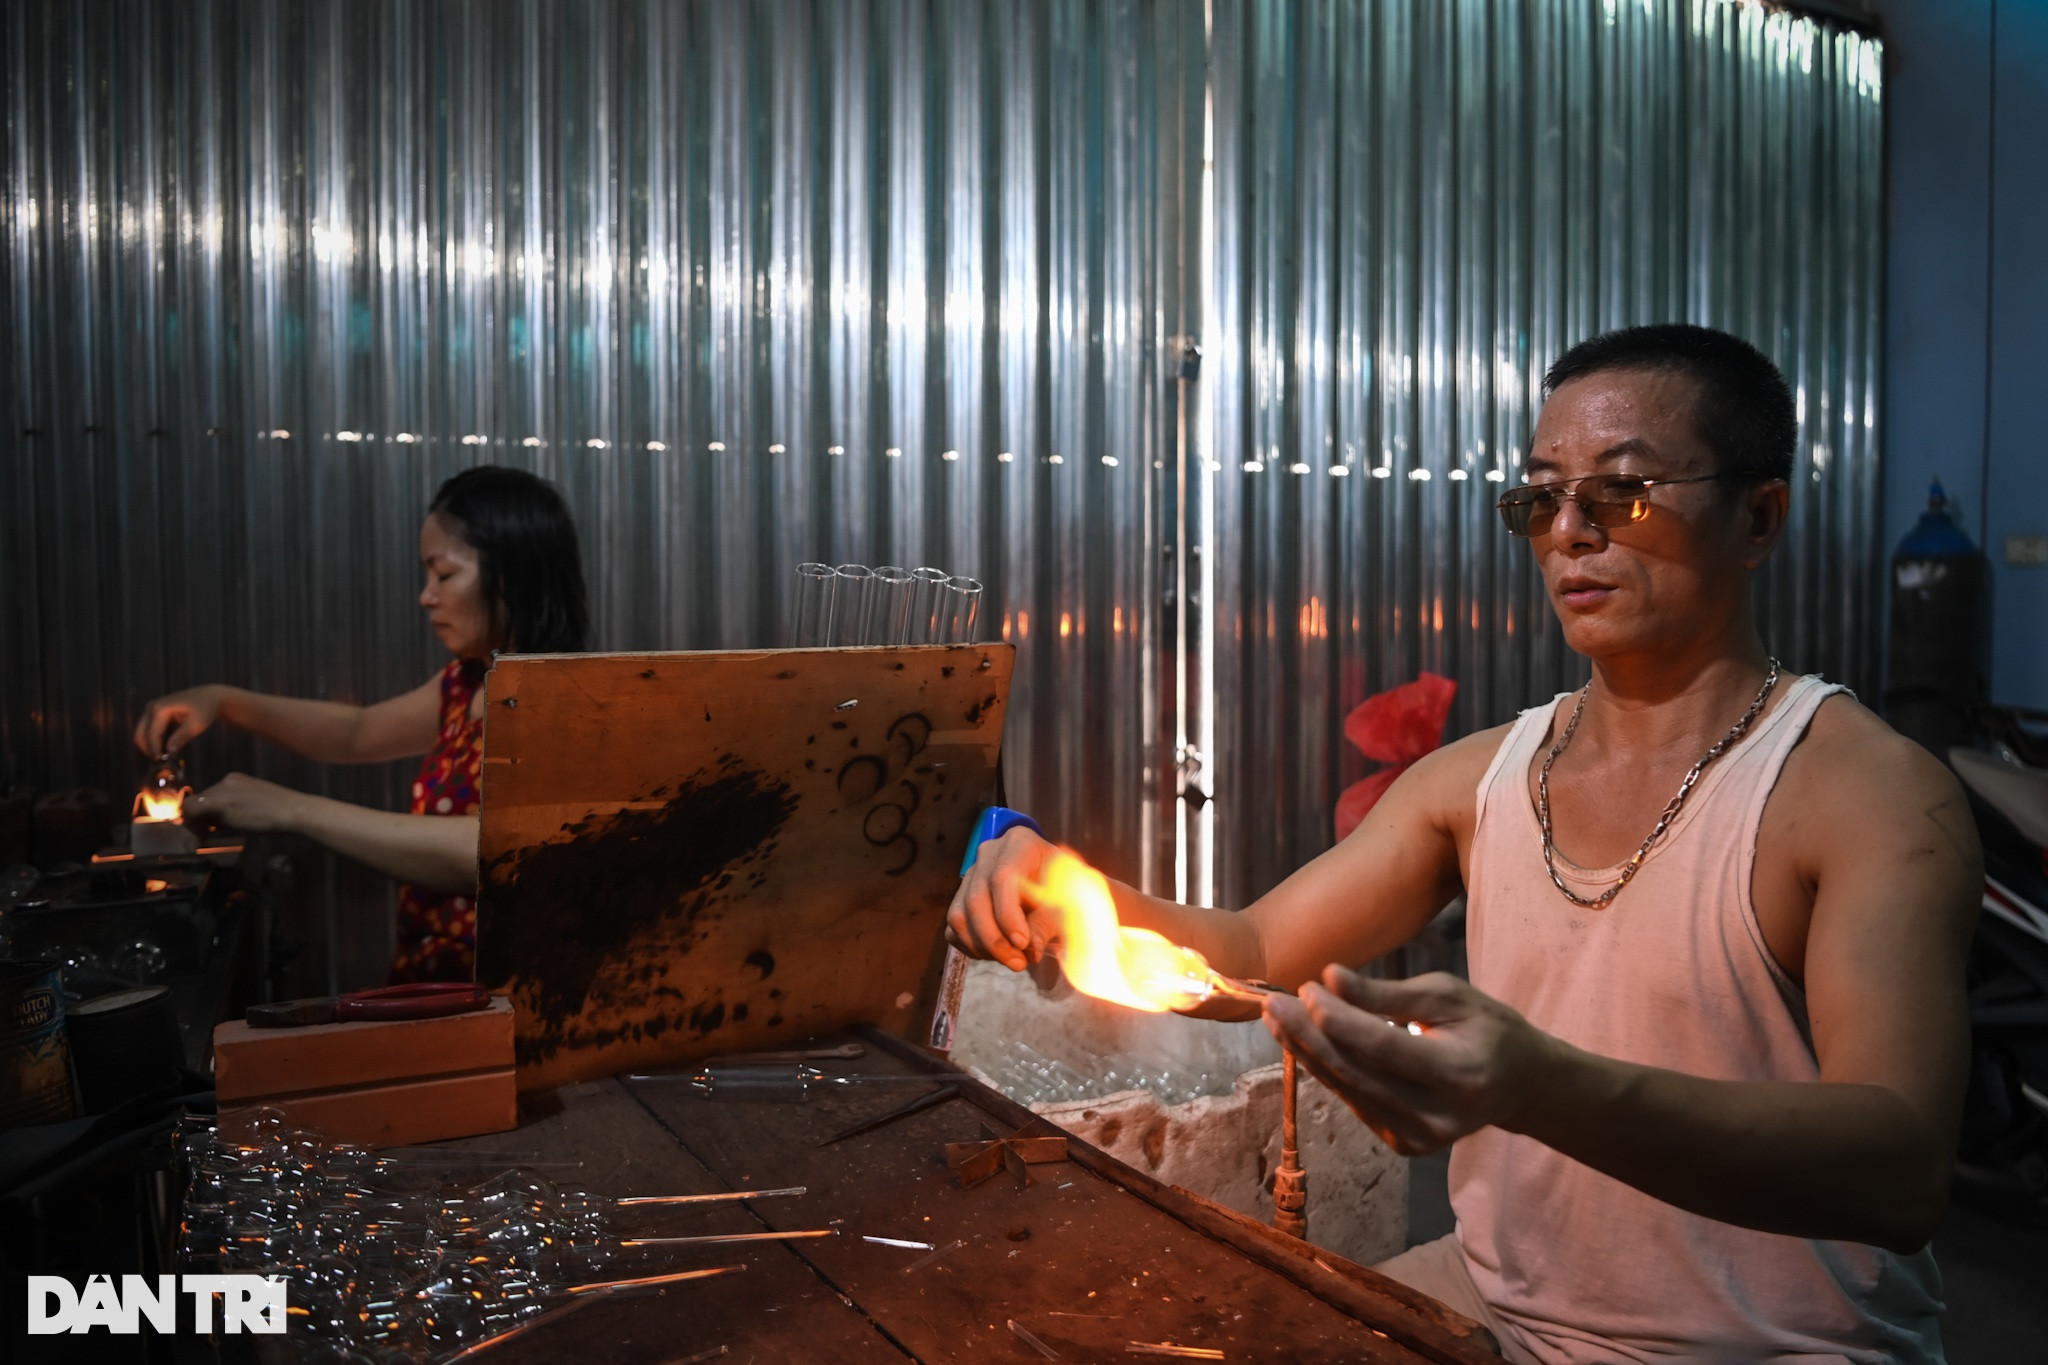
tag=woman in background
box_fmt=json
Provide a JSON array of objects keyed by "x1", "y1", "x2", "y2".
[{"x1": 133, "y1": 466, "x2": 589, "y2": 981}]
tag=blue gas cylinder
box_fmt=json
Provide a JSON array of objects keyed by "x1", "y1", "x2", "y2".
[{"x1": 1885, "y1": 481, "x2": 1988, "y2": 752}]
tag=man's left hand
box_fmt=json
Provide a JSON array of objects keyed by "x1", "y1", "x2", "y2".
[
  {"x1": 185, "y1": 773, "x2": 305, "y2": 834},
  {"x1": 1264, "y1": 967, "x2": 1562, "y2": 1156}
]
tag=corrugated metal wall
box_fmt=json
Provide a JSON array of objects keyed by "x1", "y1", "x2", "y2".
[
  {"x1": 2, "y1": 0, "x2": 1881, "y2": 979},
  {"x1": 1, "y1": 0, "x2": 1204, "y2": 989},
  {"x1": 1204, "y1": 0, "x2": 1885, "y2": 903}
]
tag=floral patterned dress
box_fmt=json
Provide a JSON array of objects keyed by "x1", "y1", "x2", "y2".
[{"x1": 390, "y1": 660, "x2": 484, "y2": 982}]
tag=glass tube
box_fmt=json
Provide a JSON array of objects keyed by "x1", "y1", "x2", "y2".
[
  {"x1": 791, "y1": 563, "x2": 837, "y2": 647},
  {"x1": 868, "y1": 566, "x2": 917, "y2": 645},
  {"x1": 908, "y1": 567, "x2": 952, "y2": 644},
  {"x1": 831, "y1": 565, "x2": 875, "y2": 646},
  {"x1": 944, "y1": 576, "x2": 983, "y2": 644}
]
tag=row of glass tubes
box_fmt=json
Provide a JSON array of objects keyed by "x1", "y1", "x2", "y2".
[{"x1": 791, "y1": 564, "x2": 982, "y2": 648}]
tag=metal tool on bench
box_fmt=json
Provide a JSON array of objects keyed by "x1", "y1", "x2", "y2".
[
  {"x1": 245, "y1": 980, "x2": 492, "y2": 1028},
  {"x1": 816, "y1": 1082, "x2": 962, "y2": 1146},
  {"x1": 625, "y1": 1063, "x2": 951, "y2": 1101},
  {"x1": 945, "y1": 1116, "x2": 1071, "y2": 1188},
  {"x1": 705, "y1": 1043, "x2": 865, "y2": 1065}
]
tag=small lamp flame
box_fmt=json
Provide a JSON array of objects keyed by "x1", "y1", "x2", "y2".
[
  {"x1": 136, "y1": 752, "x2": 190, "y2": 824},
  {"x1": 137, "y1": 787, "x2": 187, "y2": 822},
  {"x1": 131, "y1": 757, "x2": 199, "y2": 856},
  {"x1": 1025, "y1": 850, "x2": 1236, "y2": 1013}
]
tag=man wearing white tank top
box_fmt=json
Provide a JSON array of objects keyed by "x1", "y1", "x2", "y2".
[{"x1": 950, "y1": 324, "x2": 1977, "y2": 1363}]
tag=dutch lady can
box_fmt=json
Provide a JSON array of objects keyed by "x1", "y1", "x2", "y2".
[{"x1": 0, "y1": 959, "x2": 79, "y2": 1128}]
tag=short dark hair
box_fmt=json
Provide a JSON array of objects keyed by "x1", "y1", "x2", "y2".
[
  {"x1": 429, "y1": 466, "x2": 590, "y2": 655},
  {"x1": 1541, "y1": 324, "x2": 1797, "y2": 483}
]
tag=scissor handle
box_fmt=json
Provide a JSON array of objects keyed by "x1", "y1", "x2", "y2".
[{"x1": 335, "y1": 982, "x2": 492, "y2": 1021}]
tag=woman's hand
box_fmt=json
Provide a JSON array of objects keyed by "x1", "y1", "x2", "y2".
[
  {"x1": 185, "y1": 773, "x2": 306, "y2": 834},
  {"x1": 134, "y1": 685, "x2": 229, "y2": 756},
  {"x1": 1263, "y1": 966, "x2": 1563, "y2": 1156},
  {"x1": 189, "y1": 781, "x2": 478, "y2": 892},
  {"x1": 945, "y1": 826, "x2": 1065, "y2": 971}
]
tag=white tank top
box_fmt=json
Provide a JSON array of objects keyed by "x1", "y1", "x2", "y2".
[{"x1": 1452, "y1": 673, "x2": 1946, "y2": 1364}]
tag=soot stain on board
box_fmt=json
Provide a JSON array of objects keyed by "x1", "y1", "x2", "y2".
[
  {"x1": 478, "y1": 761, "x2": 796, "y2": 1064},
  {"x1": 837, "y1": 754, "x2": 886, "y2": 802},
  {"x1": 965, "y1": 693, "x2": 999, "y2": 725},
  {"x1": 746, "y1": 950, "x2": 776, "y2": 978}
]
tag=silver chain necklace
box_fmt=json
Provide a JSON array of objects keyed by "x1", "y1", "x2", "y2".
[{"x1": 1537, "y1": 660, "x2": 1781, "y2": 909}]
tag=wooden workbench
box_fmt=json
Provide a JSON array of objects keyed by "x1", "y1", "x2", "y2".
[{"x1": 414, "y1": 1027, "x2": 1496, "y2": 1364}]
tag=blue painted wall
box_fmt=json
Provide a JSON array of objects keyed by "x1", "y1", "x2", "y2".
[{"x1": 1880, "y1": 0, "x2": 2048, "y2": 709}]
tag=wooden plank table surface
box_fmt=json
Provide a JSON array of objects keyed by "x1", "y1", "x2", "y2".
[
  {"x1": 422, "y1": 1071, "x2": 897, "y2": 1361},
  {"x1": 405, "y1": 1028, "x2": 1497, "y2": 1365}
]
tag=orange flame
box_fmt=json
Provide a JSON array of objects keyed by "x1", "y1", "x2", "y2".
[
  {"x1": 1026, "y1": 849, "x2": 1215, "y2": 1013},
  {"x1": 136, "y1": 787, "x2": 187, "y2": 822}
]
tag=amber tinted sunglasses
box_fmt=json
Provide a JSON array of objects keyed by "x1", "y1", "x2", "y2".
[{"x1": 1495, "y1": 472, "x2": 1743, "y2": 537}]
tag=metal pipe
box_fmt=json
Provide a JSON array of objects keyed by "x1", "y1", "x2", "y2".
[{"x1": 1273, "y1": 1046, "x2": 1306, "y2": 1239}]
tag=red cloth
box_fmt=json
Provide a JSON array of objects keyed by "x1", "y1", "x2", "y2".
[
  {"x1": 390, "y1": 661, "x2": 483, "y2": 983},
  {"x1": 1334, "y1": 673, "x2": 1457, "y2": 841}
]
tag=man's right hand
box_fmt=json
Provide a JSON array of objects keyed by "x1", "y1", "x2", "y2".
[
  {"x1": 945, "y1": 825, "x2": 1062, "y2": 971},
  {"x1": 134, "y1": 685, "x2": 229, "y2": 756}
]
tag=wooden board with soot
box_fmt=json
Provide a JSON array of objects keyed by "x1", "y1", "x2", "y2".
[{"x1": 475, "y1": 645, "x2": 1013, "y2": 1091}]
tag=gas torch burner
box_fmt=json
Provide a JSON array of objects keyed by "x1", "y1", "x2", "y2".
[
  {"x1": 1274, "y1": 1048, "x2": 1308, "y2": 1239},
  {"x1": 1158, "y1": 970, "x2": 1307, "y2": 1239},
  {"x1": 1009, "y1": 844, "x2": 1314, "y2": 1242}
]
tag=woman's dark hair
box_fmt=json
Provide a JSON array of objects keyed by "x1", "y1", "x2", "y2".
[
  {"x1": 429, "y1": 466, "x2": 590, "y2": 656},
  {"x1": 1541, "y1": 323, "x2": 1797, "y2": 483}
]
